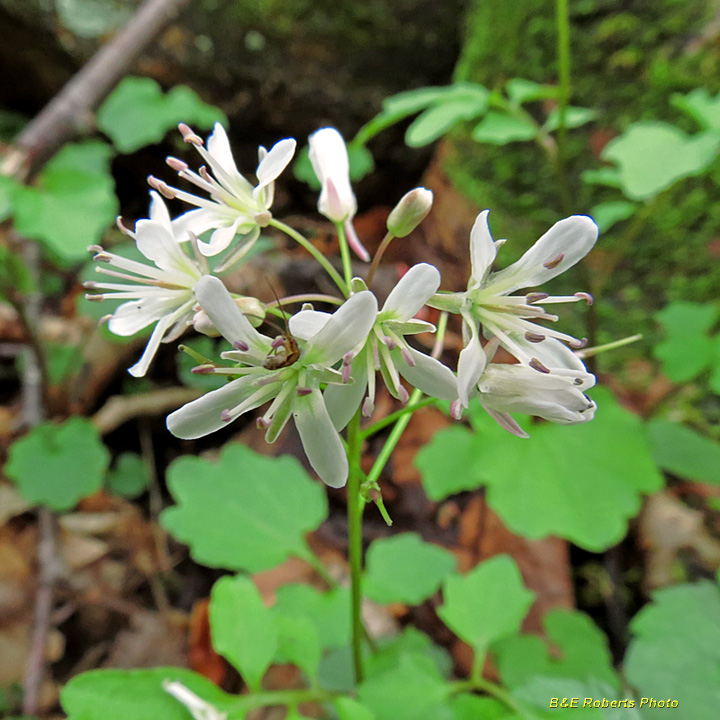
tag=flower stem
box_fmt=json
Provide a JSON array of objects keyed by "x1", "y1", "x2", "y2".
[
  {"x1": 346, "y1": 408, "x2": 366, "y2": 684},
  {"x1": 451, "y1": 677, "x2": 538, "y2": 720},
  {"x1": 360, "y1": 397, "x2": 438, "y2": 440},
  {"x1": 365, "y1": 388, "x2": 423, "y2": 485},
  {"x1": 270, "y1": 219, "x2": 348, "y2": 296},
  {"x1": 336, "y1": 221, "x2": 354, "y2": 289},
  {"x1": 555, "y1": 0, "x2": 571, "y2": 169},
  {"x1": 366, "y1": 231, "x2": 395, "y2": 287}
]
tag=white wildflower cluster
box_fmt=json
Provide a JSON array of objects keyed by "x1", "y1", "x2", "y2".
[{"x1": 86, "y1": 123, "x2": 598, "y2": 487}]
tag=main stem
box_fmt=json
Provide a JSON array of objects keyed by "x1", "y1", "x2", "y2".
[{"x1": 346, "y1": 409, "x2": 365, "y2": 684}]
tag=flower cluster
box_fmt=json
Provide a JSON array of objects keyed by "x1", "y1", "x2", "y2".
[{"x1": 87, "y1": 122, "x2": 599, "y2": 487}]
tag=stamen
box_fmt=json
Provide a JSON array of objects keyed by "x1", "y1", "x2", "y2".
[
  {"x1": 98, "y1": 314, "x2": 113, "y2": 326},
  {"x1": 569, "y1": 337, "x2": 588, "y2": 349},
  {"x1": 166, "y1": 156, "x2": 189, "y2": 172},
  {"x1": 271, "y1": 336, "x2": 285, "y2": 349},
  {"x1": 91, "y1": 251, "x2": 111, "y2": 263},
  {"x1": 233, "y1": 340, "x2": 249, "y2": 351},
  {"x1": 191, "y1": 364, "x2": 215, "y2": 374},
  {"x1": 574, "y1": 292, "x2": 594, "y2": 305},
  {"x1": 383, "y1": 336, "x2": 397, "y2": 350},
  {"x1": 115, "y1": 217, "x2": 132, "y2": 235},
  {"x1": 543, "y1": 253, "x2": 564, "y2": 270},
  {"x1": 256, "y1": 417, "x2": 270, "y2": 429},
  {"x1": 342, "y1": 364, "x2": 352, "y2": 383},
  {"x1": 526, "y1": 292, "x2": 549, "y2": 304},
  {"x1": 398, "y1": 386, "x2": 409, "y2": 404},
  {"x1": 84, "y1": 294, "x2": 104, "y2": 302},
  {"x1": 297, "y1": 387, "x2": 312, "y2": 396},
  {"x1": 178, "y1": 123, "x2": 203, "y2": 145},
  {"x1": 220, "y1": 409, "x2": 232, "y2": 422},
  {"x1": 147, "y1": 176, "x2": 177, "y2": 199},
  {"x1": 343, "y1": 351, "x2": 354, "y2": 366},
  {"x1": 450, "y1": 399, "x2": 463, "y2": 420},
  {"x1": 401, "y1": 348, "x2": 415, "y2": 366},
  {"x1": 524, "y1": 331, "x2": 546, "y2": 343},
  {"x1": 574, "y1": 377, "x2": 584, "y2": 385},
  {"x1": 529, "y1": 357, "x2": 551, "y2": 374},
  {"x1": 362, "y1": 396, "x2": 374, "y2": 417}
]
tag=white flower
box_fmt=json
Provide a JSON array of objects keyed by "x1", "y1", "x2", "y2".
[
  {"x1": 308, "y1": 127, "x2": 370, "y2": 261},
  {"x1": 430, "y1": 211, "x2": 598, "y2": 410},
  {"x1": 166, "y1": 276, "x2": 378, "y2": 488},
  {"x1": 163, "y1": 680, "x2": 226, "y2": 720},
  {"x1": 85, "y1": 193, "x2": 206, "y2": 377},
  {"x1": 149, "y1": 123, "x2": 296, "y2": 257},
  {"x1": 291, "y1": 264, "x2": 457, "y2": 429}
]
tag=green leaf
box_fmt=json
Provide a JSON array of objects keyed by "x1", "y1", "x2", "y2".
[
  {"x1": 450, "y1": 695, "x2": 508, "y2": 720},
  {"x1": 647, "y1": 420, "x2": 720, "y2": 486},
  {"x1": 601, "y1": 122, "x2": 720, "y2": 200},
  {"x1": 471, "y1": 112, "x2": 537, "y2": 145},
  {"x1": 364, "y1": 533, "x2": 456, "y2": 605},
  {"x1": 209, "y1": 575, "x2": 277, "y2": 692},
  {"x1": 358, "y1": 654, "x2": 450, "y2": 720},
  {"x1": 382, "y1": 86, "x2": 457, "y2": 117},
  {"x1": 161, "y1": 443, "x2": 328, "y2": 572},
  {"x1": 0, "y1": 174, "x2": 19, "y2": 223},
  {"x1": 61, "y1": 667, "x2": 235, "y2": 720},
  {"x1": 417, "y1": 388, "x2": 664, "y2": 551},
  {"x1": 653, "y1": 301, "x2": 719, "y2": 382},
  {"x1": 590, "y1": 200, "x2": 636, "y2": 233},
  {"x1": 625, "y1": 582, "x2": 720, "y2": 719},
  {"x1": 581, "y1": 167, "x2": 623, "y2": 189},
  {"x1": 97, "y1": 77, "x2": 226, "y2": 153},
  {"x1": 495, "y1": 610, "x2": 618, "y2": 692},
  {"x1": 671, "y1": 88, "x2": 720, "y2": 131},
  {"x1": 544, "y1": 106, "x2": 597, "y2": 132},
  {"x1": 5, "y1": 418, "x2": 109, "y2": 511},
  {"x1": 336, "y1": 697, "x2": 376, "y2": 720},
  {"x1": 12, "y1": 142, "x2": 117, "y2": 265},
  {"x1": 711, "y1": 334, "x2": 720, "y2": 394},
  {"x1": 438, "y1": 556, "x2": 534, "y2": 656},
  {"x1": 274, "y1": 614, "x2": 321, "y2": 679},
  {"x1": 105, "y1": 453, "x2": 150, "y2": 499},
  {"x1": 505, "y1": 78, "x2": 558, "y2": 105},
  {"x1": 405, "y1": 90, "x2": 489, "y2": 147},
  {"x1": 272, "y1": 583, "x2": 350, "y2": 650},
  {"x1": 57, "y1": 0, "x2": 132, "y2": 39}
]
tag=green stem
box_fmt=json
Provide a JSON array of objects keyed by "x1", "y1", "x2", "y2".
[
  {"x1": 365, "y1": 388, "x2": 423, "y2": 486},
  {"x1": 360, "y1": 397, "x2": 438, "y2": 440},
  {"x1": 366, "y1": 231, "x2": 395, "y2": 287},
  {"x1": 450, "y1": 677, "x2": 539, "y2": 720},
  {"x1": 336, "y1": 221, "x2": 354, "y2": 289},
  {"x1": 270, "y1": 219, "x2": 348, "y2": 296},
  {"x1": 346, "y1": 408, "x2": 366, "y2": 684},
  {"x1": 555, "y1": 0, "x2": 571, "y2": 202},
  {"x1": 228, "y1": 688, "x2": 338, "y2": 712}
]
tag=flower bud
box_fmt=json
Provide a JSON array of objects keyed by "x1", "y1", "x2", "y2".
[
  {"x1": 387, "y1": 188, "x2": 433, "y2": 238},
  {"x1": 308, "y1": 127, "x2": 357, "y2": 223}
]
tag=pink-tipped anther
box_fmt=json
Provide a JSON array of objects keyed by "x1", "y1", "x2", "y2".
[
  {"x1": 529, "y1": 357, "x2": 551, "y2": 374},
  {"x1": 178, "y1": 123, "x2": 203, "y2": 145},
  {"x1": 543, "y1": 253, "x2": 564, "y2": 270},
  {"x1": 526, "y1": 292, "x2": 549, "y2": 304},
  {"x1": 296, "y1": 387, "x2": 313, "y2": 396},
  {"x1": 524, "y1": 331, "x2": 546, "y2": 343},
  {"x1": 232, "y1": 340, "x2": 249, "y2": 351},
  {"x1": 220, "y1": 409, "x2": 232, "y2": 422},
  {"x1": 574, "y1": 292, "x2": 594, "y2": 305},
  {"x1": 166, "y1": 156, "x2": 189, "y2": 172}
]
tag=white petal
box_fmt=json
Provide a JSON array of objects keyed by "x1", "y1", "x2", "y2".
[
  {"x1": 487, "y1": 215, "x2": 598, "y2": 293},
  {"x1": 171, "y1": 208, "x2": 217, "y2": 242},
  {"x1": 293, "y1": 389, "x2": 348, "y2": 487},
  {"x1": 323, "y1": 350, "x2": 369, "y2": 430},
  {"x1": 481, "y1": 405, "x2": 529, "y2": 438},
  {"x1": 197, "y1": 219, "x2": 242, "y2": 257},
  {"x1": 395, "y1": 346, "x2": 458, "y2": 402},
  {"x1": 288, "y1": 309, "x2": 331, "y2": 341},
  {"x1": 255, "y1": 138, "x2": 296, "y2": 190},
  {"x1": 309, "y1": 127, "x2": 357, "y2": 221},
  {"x1": 108, "y1": 295, "x2": 181, "y2": 336},
  {"x1": 194, "y1": 276, "x2": 271, "y2": 361},
  {"x1": 303, "y1": 291, "x2": 378, "y2": 366},
  {"x1": 148, "y1": 191, "x2": 172, "y2": 232},
  {"x1": 469, "y1": 210, "x2": 497, "y2": 287},
  {"x1": 206, "y1": 123, "x2": 240, "y2": 177},
  {"x1": 344, "y1": 219, "x2": 370, "y2": 262},
  {"x1": 525, "y1": 337, "x2": 595, "y2": 388},
  {"x1": 456, "y1": 331, "x2": 487, "y2": 408},
  {"x1": 382, "y1": 263, "x2": 440, "y2": 320},
  {"x1": 167, "y1": 375, "x2": 269, "y2": 439},
  {"x1": 128, "y1": 312, "x2": 174, "y2": 377},
  {"x1": 134, "y1": 219, "x2": 200, "y2": 282}
]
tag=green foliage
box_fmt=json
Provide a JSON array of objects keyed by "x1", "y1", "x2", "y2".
[
  {"x1": 438, "y1": 555, "x2": 534, "y2": 657},
  {"x1": 272, "y1": 583, "x2": 351, "y2": 650},
  {"x1": 12, "y1": 142, "x2": 118, "y2": 265},
  {"x1": 450, "y1": 695, "x2": 509, "y2": 720},
  {"x1": 335, "y1": 696, "x2": 376, "y2": 720},
  {"x1": 274, "y1": 614, "x2": 321, "y2": 680},
  {"x1": 61, "y1": 667, "x2": 236, "y2": 720},
  {"x1": 105, "y1": 452, "x2": 150, "y2": 499},
  {"x1": 471, "y1": 112, "x2": 536, "y2": 145},
  {"x1": 176, "y1": 337, "x2": 225, "y2": 391},
  {"x1": 57, "y1": 0, "x2": 132, "y2": 39},
  {"x1": 161, "y1": 443, "x2": 328, "y2": 572},
  {"x1": 0, "y1": 175, "x2": 18, "y2": 223},
  {"x1": 97, "y1": 77, "x2": 226, "y2": 153},
  {"x1": 0, "y1": 242, "x2": 32, "y2": 304},
  {"x1": 365, "y1": 626, "x2": 453, "y2": 680},
  {"x1": 601, "y1": 122, "x2": 720, "y2": 200},
  {"x1": 416, "y1": 388, "x2": 663, "y2": 551},
  {"x1": 648, "y1": 420, "x2": 720, "y2": 486},
  {"x1": 495, "y1": 610, "x2": 618, "y2": 692},
  {"x1": 672, "y1": 88, "x2": 720, "y2": 131},
  {"x1": 653, "y1": 301, "x2": 719, "y2": 383},
  {"x1": 357, "y1": 654, "x2": 450, "y2": 720},
  {"x1": 625, "y1": 581, "x2": 720, "y2": 719},
  {"x1": 209, "y1": 575, "x2": 277, "y2": 692},
  {"x1": 5, "y1": 418, "x2": 109, "y2": 511},
  {"x1": 589, "y1": 200, "x2": 636, "y2": 233},
  {"x1": 363, "y1": 533, "x2": 456, "y2": 605},
  {"x1": 543, "y1": 106, "x2": 597, "y2": 132}
]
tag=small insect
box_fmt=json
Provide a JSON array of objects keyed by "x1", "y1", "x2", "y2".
[{"x1": 263, "y1": 283, "x2": 301, "y2": 370}]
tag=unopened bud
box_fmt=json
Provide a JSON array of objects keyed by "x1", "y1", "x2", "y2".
[{"x1": 386, "y1": 188, "x2": 433, "y2": 238}]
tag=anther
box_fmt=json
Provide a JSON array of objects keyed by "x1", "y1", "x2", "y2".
[
  {"x1": 569, "y1": 337, "x2": 588, "y2": 349},
  {"x1": 342, "y1": 364, "x2": 352, "y2": 383},
  {"x1": 271, "y1": 336, "x2": 285, "y2": 349},
  {"x1": 362, "y1": 397, "x2": 374, "y2": 417},
  {"x1": 98, "y1": 314, "x2": 113, "y2": 326},
  {"x1": 85, "y1": 294, "x2": 104, "y2": 302},
  {"x1": 297, "y1": 387, "x2": 312, "y2": 396},
  {"x1": 343, "y1": 352, "x2": 354, "y2": 366},
  {"x1": 178, "y1": 123, "x2": 203, "y2": 145},
  {"x1": 574, "y1": 292, "x2": 594, "y2": 305},
  {"x1": 543, "y1": 253, "x2": 564, "y2": 270},
  {"x1": 84, "y1": 281, "x2": 98, "y2": 289},
  {"x1": 401, "y1": 348, "x2": 415, "y2": 366},
  {"x1": 256, "y1": 417, "x2": 270, "y2": 429},
  {"x1": 198, "y1": 166, "x2": 212, "y2": 182},
  {"x1": 220, "y1": 409, "x2": 232, "y2": 422},
  {"x1": 166, "y1": 156, "x2": 188, "y2": 172},
  {"x1": 115, "y1": 217, "x2": 132, "y2": 235},
  {"x1": 398, "y1": 386, "x2": 409, "y2": 404},
  {"x1": 383, "y1": 336, "x2": 397, "y2": 350},
  {"x1": 526, "y1": 292, "x2": 549, "y2": 304},
  {"x1": 529, "y1": 357, "x2": 551, "y2": 374},
  {"x1": 147, "y1": 176, "x2": 176, "y2": 200},
  {"x1": 450, "y1": 399, "x2": 463, "y2": 420},
  {"x1": 87, "y1": 244, "x2": 104, "y2": 254},
  {"x1": 191, "y1": 364, "x2": 215, "y2": 374},
  {"x1": 524, "y1": 331, "x2": 546, "y2": 343},
  {"x1": 232, "y1": 340, "x2": 249, "y2": 351}
]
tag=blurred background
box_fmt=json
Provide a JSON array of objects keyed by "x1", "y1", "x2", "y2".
[{"x1": 0, "y1": 0, "x2": 719, "y2": 717}]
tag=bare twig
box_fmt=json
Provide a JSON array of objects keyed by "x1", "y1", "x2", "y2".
[{"x1": 1, "y1": 0, "x2": 192, "y2": 180}]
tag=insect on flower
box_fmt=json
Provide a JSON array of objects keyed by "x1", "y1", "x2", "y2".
[{"x1": 262, "y1": 283, "x2": 301, "y2": 370}]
